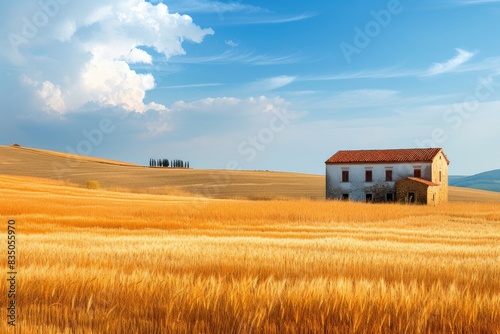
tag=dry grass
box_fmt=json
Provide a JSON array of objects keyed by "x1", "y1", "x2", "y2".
[
  {"x1": 86, "y1": 180, "x2": 101, "y2": 189},
  {"x1": 9, "y1": 146, "x2": 139, "y2": 167},
  {"x1": 449, "y1": 185, "x2": 500, "y2": 203},
  {"x1": 0, "y1": 174, "x2": 499, "y2": 333}
]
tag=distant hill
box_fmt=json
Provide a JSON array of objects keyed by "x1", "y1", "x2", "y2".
[
  {"x1": 449, "y1": 175, "x2": 468, "y2": 184},
  {"x1": 450, "y1": 170, "x2": 500, "y2": 193}
]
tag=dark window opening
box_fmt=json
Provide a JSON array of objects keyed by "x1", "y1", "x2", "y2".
[
  {"x1": 366, "y1": 193, "x2": 373, "y2": 202},
  {"x1": 408, "y1": 192, "x2": 415, "y2": 203},
  {"x1": 386, "y1": 193, "x2": 394, "y2": 202},
  {"x1": 439, "y1": 170, "x2": 442, "y2": 183},
  {"x1": 414, "y1": 169, "x2": 421, "y2": 178},
  {"x1": 342, "y1": 170, "x2": 349, "y2": 182},
  {"x1": 342, "y1": 193, "x2": 349, "y2": 200},
  {"x1": 386, "y1": 170, "x2": 393, "y2": 182},
  {"x1": 365, "y1": 170, "x2": 373, "y2": 182}
]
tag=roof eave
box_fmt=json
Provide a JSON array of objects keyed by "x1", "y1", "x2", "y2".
[{"x1": 325, "y1": 160, "x2": 435, "y2": 165}]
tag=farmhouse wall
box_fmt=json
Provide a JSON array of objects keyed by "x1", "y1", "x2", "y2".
[
  {"x1": 427, "y1": 186, "x2": 440, "y2": 206},
  {"x1": 326, "y1": 162, "x2": 431, "y2": 201},
  {"x1": 395, "y1": 179, "x2": 429, "y2": 204},
  {"x1": 431, "y1": 151, "x2": 449, "y2": 203}
]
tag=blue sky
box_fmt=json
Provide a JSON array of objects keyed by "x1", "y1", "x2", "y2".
[{"x1": 1, "y1": 0, "x2": 500, "y2": 175}]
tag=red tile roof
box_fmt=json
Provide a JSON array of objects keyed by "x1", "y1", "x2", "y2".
[
  {"x1": 325, "y1": 148, "x2": 449, "y2": 164},
  {"x1": 405, "y1": 177, "x2": 439, "y2": 187}
]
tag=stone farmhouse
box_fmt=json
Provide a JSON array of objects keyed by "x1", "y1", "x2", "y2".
[{"x1": 325, "y1": 148, "x2": 449, "y2": 205}]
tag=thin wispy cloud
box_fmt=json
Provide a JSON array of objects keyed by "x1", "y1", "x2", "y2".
[
  {"x1": 423, "y1": 48, "x2": 477, "y2": 76},
  {"x1": 307, "y1": 49, "x2": 478, "y2": 82},
  {"x1": 236, "y1": 12, "x2": 317, "y2": 25},
  {"x1": 446, "y1": 56, "x2": 500, "y2": 74},
  {"x1": 303, "y1": 66, "x2": 417, "y2": 81},
  {"x1": 454, "y1": 0, "x2": 500, "y2": 5},
  {"x1": 305, "y1": 54, "x2": 500, "y2": 82},
  {"x1": 167, "y1": 0, "x2": 265, "y2": 14},
  {"x1": 324, "y1": 89, "x2": 401, "y2": 110},
  {"x1": 245, "y1": 53, "x2": 304, "y2": 65},
  {"x1": 169, "y1": 50, "x2": 303, "y2": 65},
  {"x1": 168, "y1": 1, "x2": 315, "y2": 25},
  {"x1": 225, "y1": 40, "x2": 239, "y2": 47},
  {"x1": 250, "y1": 75, "x2": 297, "y2": 91},
  {"x1": 155, "y1": 83, "x2": 222, "y2": 89},
  {"x1": 314, "y1": 89, "x2": 459, "y2": 114}
]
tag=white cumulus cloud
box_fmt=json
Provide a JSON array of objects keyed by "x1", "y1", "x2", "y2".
[
  {"x1": 37, "y1": 81, "x2": 66, "y2": 113},
  {"x1": 80, "y1": 57, "x2": 159, "y2": 113},
  {"x1": 2, "y1": 0, "x2": 214, "y2": 113},
  {"x1": 123, "y1": 48, "x2": 153, "y2": 64}
]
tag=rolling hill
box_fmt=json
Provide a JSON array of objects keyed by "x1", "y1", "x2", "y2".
[
  {"x1": 1, "y1": 145, "x2": 500, "y2": 202},
  {"x1": 0, "y1": 145, "x2": 324, "y2": 199},
  {"x1": 450, "y1": 169, "x2": 500, "y2": 192}
]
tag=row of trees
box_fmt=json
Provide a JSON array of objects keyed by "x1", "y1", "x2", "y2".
[{"x1": 149, "y1": 159, "x2": 190, "y2": 168}]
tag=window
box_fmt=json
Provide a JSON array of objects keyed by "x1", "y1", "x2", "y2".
[
  {"x1": 385, "y1": 170, "x2": 393, "y2": 182},
  {"x1": 408, "y1": 192, "x2": 415, "y2": 203},
  {"x1": 366, "y1": 194, "x2": 373, "y2": 202},
  {"x1": 365, "y1": 169, "x2": 373, "y2": 182},
  {"x1": 386, "y1": 193, "x2": 394, "y2": 202},
  {"x1": 342, "y1": 170, "x2": 349, "y2": 182},
  {"x1": 414, "y1": 168, "x2": 421, "y2": 178},
  {"x1": 342, "y1": 193, "x2": 349, "y2": 200},
  {"x1": 439, "y1": 170, "x2": 442, "y2": 183}
]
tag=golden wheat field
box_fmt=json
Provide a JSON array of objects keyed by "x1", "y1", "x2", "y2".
[{"x1": 0, "y1": 173, "x2": 499, "y2": 334}]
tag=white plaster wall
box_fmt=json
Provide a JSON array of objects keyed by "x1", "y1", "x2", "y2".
[{"x1": 326, "y1": 163, "x2": 432, "y2": 201}]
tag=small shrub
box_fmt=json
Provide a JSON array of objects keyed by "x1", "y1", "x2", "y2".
[{"x1": 86, "y1": 180, "x2": 101, "y2": 189}]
